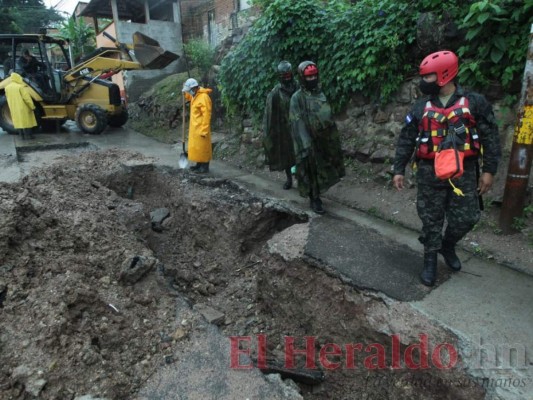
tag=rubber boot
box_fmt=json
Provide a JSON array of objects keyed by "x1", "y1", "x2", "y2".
[
  {"x1": 420, "y1": 251, "x2": 438, "y2": 286},
  {"x1": 283, "y1": 168, "x2": 292, "y2": 190},
  {"x1": 190, "y1": 163, "x2": 200, "y2": 171},
  {"x1": 309, "y1": 196, "x2": 325, "y2": 214},
  {"x1": 24, "y1": 129, "x2": 34, "y2": 140},
  {"x1": 197, "y1": 162, "x2": 209, "y2": 173},
  {"x1": 439, "y1": 241, "x2": 462, "y2": 271}
]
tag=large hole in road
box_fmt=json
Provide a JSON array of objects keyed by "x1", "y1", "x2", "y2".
[{"x1": 0, "y1": 152, "x2": 486, "y2": 399}]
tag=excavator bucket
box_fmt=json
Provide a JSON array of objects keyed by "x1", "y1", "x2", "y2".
[{"x1": 133, "y1": 32, "x2": 179, "y2": 69}]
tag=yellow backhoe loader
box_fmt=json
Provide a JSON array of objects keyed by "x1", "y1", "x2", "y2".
[{"x1": 0, "y1": 32, "x2": 178, "y2": 135}]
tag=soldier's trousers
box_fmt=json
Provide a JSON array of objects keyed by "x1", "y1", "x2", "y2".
[{"x1": 416, "y1": 161, "x2": 481, "y2": 251}]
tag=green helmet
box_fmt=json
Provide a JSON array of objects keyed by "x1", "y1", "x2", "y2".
[{"x1": 277, "y1": 60, "x2": 293, "y2": 81}]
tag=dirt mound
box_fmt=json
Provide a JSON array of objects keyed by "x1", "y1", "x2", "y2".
[{"x1": 0, "y1": 150, "x2": 494, "y2": 399}]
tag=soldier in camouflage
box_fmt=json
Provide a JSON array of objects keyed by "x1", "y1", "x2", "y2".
[
  {"x1": 263, "y1": 61, "x2": 298, "y2": 189},
  {"x1": 392, "y1": 50, "x2": 501, "y2": 286},
  {"x1": 290, "y1": 61, "x2": 345, "y2": 214}
]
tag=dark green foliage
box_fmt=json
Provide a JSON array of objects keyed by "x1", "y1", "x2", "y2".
[
  {"x1": 183, "y1": 38, "x2": 215, "y2": 83},
  {"x1": 457, "y1": 0, "x2": 532, "y2": 91},
  {"x1": 0, "y1": 0, "x2": 63, "y2": 34},
  {"x1": 57, "y1": 18, "x2": 96, "y2": 60},
  {"x1": 219, "y1": 0, "x2": 533, "y2": 121}
]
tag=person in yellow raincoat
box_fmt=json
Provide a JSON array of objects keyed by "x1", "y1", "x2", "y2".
[
  {"x1": 182, "y1": 78, "x2": 212, "y2": 173},
  {"x1": 5, "y1": 72, "x2": 37, "y2": 140}
]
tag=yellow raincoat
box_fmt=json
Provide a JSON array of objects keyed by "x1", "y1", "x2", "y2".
[
  {"x1": 186, "y1": 87, "x2": 212, "y2": 163},
  {"x1": 5, "y1": 73, "x2": 37, "y2": 129}
]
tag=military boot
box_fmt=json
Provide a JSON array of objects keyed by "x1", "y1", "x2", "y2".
[
  {"x1": 420, "y1": 251, "x2": 438, "y2": 286},
  {"x1": 439, "y1": 241, "x2": 462, "y2": 271},
  {"x1": 283, "y1": 168, "x2": 292, "y2": 190},
  {"x1": 309, "y1": 196, "x2": 325, "y2": 214}
]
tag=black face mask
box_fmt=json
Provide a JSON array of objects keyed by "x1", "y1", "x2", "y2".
[
  {"x1": 304, "y1": 79, "x2": 319, "y2": 90},
  {"x1": 419, "y1": 79, "x2": 441, "y2": 96}
]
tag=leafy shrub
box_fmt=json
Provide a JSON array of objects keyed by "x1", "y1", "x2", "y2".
[
  {"x1": 219, "y1": 0, "x2": 532, "y2": 121},
  {"x1": 457, "y1": 0, "x2": 532, "y2": 90},
  {"x1": 183, "y1": 38, "x2": 215, "y2": 80}
]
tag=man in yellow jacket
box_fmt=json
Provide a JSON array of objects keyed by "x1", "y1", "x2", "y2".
[
  {"x1": 182, "y1": 78, "x2": 212, "y2": 173},
  {"x1": 5, "y1": 72, "x2": 37, "y2": 140}
]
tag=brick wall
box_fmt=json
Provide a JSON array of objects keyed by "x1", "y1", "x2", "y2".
[{"x1": 180, "y1": 0, "x2": 257, "y2": 47}]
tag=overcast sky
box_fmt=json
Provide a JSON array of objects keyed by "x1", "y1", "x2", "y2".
[{"x1": 44, "y1": 0, "x2": 80, "y2": 15}]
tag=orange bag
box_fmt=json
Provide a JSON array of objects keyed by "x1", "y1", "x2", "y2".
[
  {"x1": 434, "y1": 127, "x2": 464, "y2": 180},
  {"x1": 435, "y1": 148, "x2": 464, "y2": 179}
]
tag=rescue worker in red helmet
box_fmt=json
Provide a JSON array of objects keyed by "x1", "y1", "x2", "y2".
[
  {"x1": 263, "y1": 61, "x2": 297, "y2": 189},
  {"x1": 392, "y1": 50, "x2": 501, "y2": 286},
  {"x1": 289, "y1": 61, "x2": 345, "y2": 214}
]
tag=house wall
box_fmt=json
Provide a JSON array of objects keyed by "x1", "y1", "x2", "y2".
[
  {"x1": 180, "y1": 0, "x2": 257, "y2": 48},
  {"x1": 117, "y1": 20, "x2": 184, "y2": 101}
]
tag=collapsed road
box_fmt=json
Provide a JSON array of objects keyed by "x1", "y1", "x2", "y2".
[{"x1": 0, "y1": 127, "x2": 531, "y2": 400}]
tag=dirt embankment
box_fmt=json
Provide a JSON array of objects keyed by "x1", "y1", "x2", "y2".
[{"x1": 1, "y1": 150, "x2": 491, "y2": 399}]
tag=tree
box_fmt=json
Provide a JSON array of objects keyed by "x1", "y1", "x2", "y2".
[
  {"x1": 57, "y1": 17, "x2": 96, "y2": 61},
  {"x1": 0, "y1": 0, "x2": 62, "y2": 33}
]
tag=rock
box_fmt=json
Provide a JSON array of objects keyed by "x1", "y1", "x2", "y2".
[
  {"x1": 150, "y1": 208, "x2": 170, "y2": 232},
  {"x1": 119, "y1": 255, "x2": 158, "y2": 284},
  {"x1": 265, "y1": 374, "x2": 303, "y2": 400},
  {"x1": 74, "y1": 396, "x2": 111, "y2": 400},
  {"x1": 172, "y1": 327, "x2": 188, "y2": 341},
  {"x1": 355, "y1": 142, "x2": 375, "y2": 162},
  {"x1": 396, "y1": 81, "x2": 413, "y2": 104},
  {"x1": 370, "y1": 147, "x2": 394, "y2": 163},
  {"x1": 12, "y1": 365, "x2": 31, "y2": 381},
  {"x1": 193, "y1": 303, "x2": 225, "y2": 325},
  {"x1": 120, "y1": 160, "x2": 154, "y2": 173},
  {"x1": 26, "y1": 378, "x2": 47, "y2": 397},
  {"x1": 373, "y1": 109, "x2": 389, "y2": 124}
]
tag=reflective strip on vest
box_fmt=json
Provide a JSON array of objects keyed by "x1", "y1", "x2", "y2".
[{"x1": 416, "y1": 96, "x2": 480, "y2": 160}]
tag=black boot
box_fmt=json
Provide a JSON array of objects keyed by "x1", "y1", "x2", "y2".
[
  {"x1": 197, "y1": 162, "x2": 209, "y2": 173},
  {"x1": 309, "y1": 196, "x2": 325, "y2": 214},
  {"x1": 420, "y1": 251, "x2": 437, "y2": 286},
  {"x1": 439, "y1": 241, "x2": 462, "y2": 271},
  {"x1": 189, "y1": 163, "x2": 200, "y2": 171},
  {"x1": 283, "y1": 168, "x2": 292, "y2": 190}
]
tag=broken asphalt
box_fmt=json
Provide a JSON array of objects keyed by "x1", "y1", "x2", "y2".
[{"x1": 0, "y1": 126, "x2": 531, "y2": 400}]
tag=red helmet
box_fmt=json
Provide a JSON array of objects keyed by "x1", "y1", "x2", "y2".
[
  {"x1": 419, "y1": 51, "x2": 458, "y2": 86},
  {"x1": 303, "y1": 65, "x2": 318, "y2": 76},
  {"x1": 297, "y1": 61, "x2": 318, "y2": 79}
]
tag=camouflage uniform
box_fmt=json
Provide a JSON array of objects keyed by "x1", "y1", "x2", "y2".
[
  {"x1": 263, "y1": 80, "x2": 297, "y2": 171},
  {"x1": 289, "y1": 87, "x2": 345, "y2": 198},
  {"x1": 393, "y1": 85, "x2": 501, "y2": 251}
]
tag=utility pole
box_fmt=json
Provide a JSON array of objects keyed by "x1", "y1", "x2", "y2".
[{"x1": 499, "y1": 24, "x2": 533, "y2": 234}]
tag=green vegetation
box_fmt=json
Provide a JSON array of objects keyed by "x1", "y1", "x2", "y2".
[
  {"x1": 219, "y1": 0, "x2": 532, "y2": 121},
  {"x1": 183, "y1": 38, "x2": 215, "y2": 84},
  {"x1": 0, "y1": 0, "x2": 62, "y2": 34},
  {"x1": 56, "y1": 18, "x2": 96, "y2": 60}
]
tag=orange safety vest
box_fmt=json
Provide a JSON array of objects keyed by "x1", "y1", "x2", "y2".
[{"x1": 416, "y1": 97, "x2": 480, "y2": 160}]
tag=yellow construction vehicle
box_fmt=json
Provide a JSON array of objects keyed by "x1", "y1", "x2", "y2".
[{"x1": 0, "y1": 32, "x2": 178, "y2": 134}]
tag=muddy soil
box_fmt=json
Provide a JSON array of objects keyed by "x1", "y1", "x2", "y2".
[{"x1": 0, "y1": 150, "x2": 489, "y2": 399}]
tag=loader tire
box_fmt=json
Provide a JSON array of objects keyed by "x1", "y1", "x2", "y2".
[
  {"x1": 76, "y1": 103, "x2": 108, "y2": 134},
  {"x1": 108, "y1": 108, "x2": 128, "y2": 127},
  {"x1": 0, "y1": 95, "x2": 18, "y2": 135}
]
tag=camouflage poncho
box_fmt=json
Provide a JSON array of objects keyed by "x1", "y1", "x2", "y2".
[
  {"x1": 289, "y1": 86, "x2": 345, "y2": 198},
  {"x1": 263, "y1": 81, "x2": 297, "y2": 171}
]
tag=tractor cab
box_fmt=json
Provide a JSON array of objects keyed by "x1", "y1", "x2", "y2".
[{"x1": 0, "y1": 34, "x2": 71, "y2": 103}]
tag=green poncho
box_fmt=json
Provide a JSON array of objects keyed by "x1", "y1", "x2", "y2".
[
  {"x1": 289, "y1": 87, "x2": 345, "y2": 198},
  {"x1": 263, "y1": 81, "x2": 297, "y2": 171}
]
